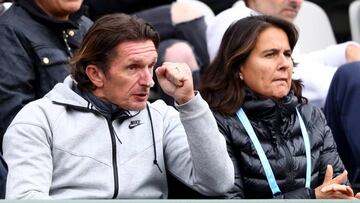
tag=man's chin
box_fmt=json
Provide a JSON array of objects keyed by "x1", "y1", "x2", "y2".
[{"x1": 127, "y1": 102, "x2": 148, "y2": 111}]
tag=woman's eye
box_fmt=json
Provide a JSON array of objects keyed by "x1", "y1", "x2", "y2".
[{"x1": 284, "y1": 52, "x2": 292, "y2": 58}]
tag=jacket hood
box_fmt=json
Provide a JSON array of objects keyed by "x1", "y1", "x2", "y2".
[
  {"x1": 242, "y1": 90, "x2": 299, "y2": 142},
  {"x1": 45, "y1": 76, "x2": 90, "y2": 108},
  {"x1": 242, "y1": 89, "x2": 299, "y2": 120},
  {"x1": 45, "y1": 76, "x2": 139, "y2": 118}
]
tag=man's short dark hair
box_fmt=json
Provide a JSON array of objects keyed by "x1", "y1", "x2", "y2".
[
  {"x1": 243, "y1": 0, "x2": 249, "y2": 7},
  {"x1": 71, "y1": 13, "x2": 160, "y2": 92}
]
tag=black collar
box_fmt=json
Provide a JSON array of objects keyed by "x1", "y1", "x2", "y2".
[
  {"x1": 73, "y1": 84, "x2": 133, "y2": 122},
  {"x1": 242, "y1": 89, "x2": 298, "y2": 120}
]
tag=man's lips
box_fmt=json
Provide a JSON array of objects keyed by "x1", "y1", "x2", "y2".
[{"x1": 133, "y1": 92, "x2": 149, "y2": 100}]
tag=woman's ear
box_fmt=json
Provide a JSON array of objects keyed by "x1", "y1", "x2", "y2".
[
  {"x1": 239, "y1": 66, "x2": 244, "y2": 80},
  {"x1": 85, "y1": 65, "x2": 105, "y2": 88}
]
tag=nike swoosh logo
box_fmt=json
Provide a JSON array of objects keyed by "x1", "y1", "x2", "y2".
[{"x1": 129, "y1": 121, "x2": 143, "y2": 129}]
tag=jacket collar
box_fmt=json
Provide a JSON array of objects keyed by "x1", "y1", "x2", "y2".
[
  {"x1": 46, "y1": 76, "x2": 140, "y2": 118},
  {"x1": 74, "y1": 86, "x2": 136, "y2": 121},
  {"x1": 242, "y1": 89, "x2": 298, "y2": 120},
  {"x1": 16, "y1": 0, "x2": 86, "y2": 29}
]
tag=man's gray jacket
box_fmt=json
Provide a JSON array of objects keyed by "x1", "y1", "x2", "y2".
[{"x1": 3, "y1": 77, "x2": 234, "y2": 199}]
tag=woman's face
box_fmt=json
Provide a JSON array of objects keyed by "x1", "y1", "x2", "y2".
[{"x1": 240, "y1": 26, "x2": 293, "y2": 99}]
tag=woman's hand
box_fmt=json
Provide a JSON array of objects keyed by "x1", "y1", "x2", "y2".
[{"x1": 315, "y1": 165, "x2": 357, "y2": 199}]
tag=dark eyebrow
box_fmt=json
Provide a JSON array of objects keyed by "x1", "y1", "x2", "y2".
[
  {"x1": 127, "y1": 57, "x2": 157, "y2": 67},
  {"x1": 262, "y1": 49, "x2": 279, "y2": 54},
  {"x1": 262, "y1": 48, "x2": 292, "y2": 54}
]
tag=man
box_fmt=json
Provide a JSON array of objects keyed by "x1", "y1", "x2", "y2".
[
  {"x1": 84, "y1": 0, "x2": 210, "y2": 105},
  {"x1": 2, "y1": 13, "x2": 234, "y2": 199},
  {"x1": 324, "y1": 61, "x2": 360, "y2": 192},
  {"x1": 0, "y1": 0, "x2": 92, "y2": 149},
  {"x1": 207, "y1": 0, "x2": 360, "y2": 108}
]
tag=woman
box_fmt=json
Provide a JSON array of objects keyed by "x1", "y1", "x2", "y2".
[{"x1": 200, "y1": 15, "x2": 360, "y2": 199}]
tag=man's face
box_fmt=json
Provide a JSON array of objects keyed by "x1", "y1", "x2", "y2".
[
  {"x1": 94, "y1": 40, "x2": 158, "y2": 111},
  {"x1": 34, "y1": 0, "x2": 83, "y2": 20},
  {"x1": 249, "y1": 0, "x2": 303, "y2": 22}
]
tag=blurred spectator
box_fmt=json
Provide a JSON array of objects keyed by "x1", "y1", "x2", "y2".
[
  {"x1": 0, "y1": 3, "x2": 4, "y2": 15},
  {"x1": 324, "y1": 61, "x2": 360, "y2": 192},
  {"x1": 207, "y1": 0, "x2": 360, "y2": 108},
  {"x1": 85, "y1": 0, "x2": 175, "y2": 20},
  {"x1": 0, "y1": 0, "x2": 92, "y2": 151},
  {"x1": 0, "y1": 0, "x2": 12, "y2": 15},
  {"x1": 190, "y1": 0, "x2": 238, "y2": 15}
]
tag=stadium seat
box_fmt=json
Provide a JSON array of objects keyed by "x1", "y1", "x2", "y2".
[
  {"x1": 349, "y1": 0, "x2": 360, "y2": 43},
  {"x1": 294, "y1": 1, "x2": 337, "y2": 53}
]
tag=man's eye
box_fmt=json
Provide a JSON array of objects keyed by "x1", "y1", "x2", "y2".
[
  {"x1": 265, "y1": 53, "x2": 275, "y2": 57},
  {"x1": 128, "y1": 65, "x2": 137, "y2": 70}
]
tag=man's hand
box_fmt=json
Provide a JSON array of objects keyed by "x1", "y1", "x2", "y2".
[
  {"x1": 345, "y1": 43, "x2": 360, "y2": 63},
  {"x1": 155, "y1": 62, "x2": 195, "y2": 104}
]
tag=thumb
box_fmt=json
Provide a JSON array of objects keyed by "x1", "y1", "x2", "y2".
[
  {"x1": 323, "y1": 165, "x2": 333, "y2": 183},
  {"x1": 331, "y1": 170, "x2": 348, "y2": 185},
  {"x1": 155, "y1": 66, "x2": 166, "y2": 81}
]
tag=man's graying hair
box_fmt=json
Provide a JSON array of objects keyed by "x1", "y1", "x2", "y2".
[{"x1": 71, "y1": 13, "x2": 160, "y2": 92}]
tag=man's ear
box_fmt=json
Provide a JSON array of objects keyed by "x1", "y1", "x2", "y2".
[{"x1": 85, "y1": 65, "x2": 105, "y2": 88}]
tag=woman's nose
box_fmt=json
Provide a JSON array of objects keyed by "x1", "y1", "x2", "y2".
[{"x1": 278, "y1": 55, "x2": 292, "y2": 70}]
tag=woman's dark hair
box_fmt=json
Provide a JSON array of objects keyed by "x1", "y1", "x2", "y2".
[
  {"x1": 200, "y1": 15, "x2": 307, "y2": 116},
  {"x1": 71, "y1": 13, "x2": 160, "y2": 92}
]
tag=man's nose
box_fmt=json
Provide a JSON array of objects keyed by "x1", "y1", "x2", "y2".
[
  {"x1": 289, "y1": 0, "x2": 302, "y2": 7},
  {"x1": 139, "y1": 68, "x2": 154, "y2": 86}
]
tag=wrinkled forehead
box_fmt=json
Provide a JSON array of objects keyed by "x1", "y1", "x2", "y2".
[
  {"x1": 252, "y1": 27, "x2": 291, "y2": 52},
  {"x1": 112, "y1": 40, "x2": 158, "y2": 65}
]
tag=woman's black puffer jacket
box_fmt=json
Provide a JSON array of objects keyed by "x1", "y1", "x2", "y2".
[{"x1": 214, "y1": 91, "x2": 345, "y2": 199}]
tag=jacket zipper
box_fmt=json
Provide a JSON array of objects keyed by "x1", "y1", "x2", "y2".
[
  {"x1": 276, "y1": 103, "x2": 294, "y2": 188},
  {"x1": 106, "y1": 118, "x2": 119, "y2": 199},
  {"x1": 281, "y1": 139, "x2": 295, "y2": 186}
]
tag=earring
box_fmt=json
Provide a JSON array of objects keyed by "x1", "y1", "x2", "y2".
[{"x1": 239, "y1": 73, "x2": 244, "y2": 80}]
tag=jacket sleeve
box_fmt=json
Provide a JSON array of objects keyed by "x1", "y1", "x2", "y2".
[
  {"x1": 163, "y1": 92, "x2": 234, "y2": 196},
  {"x1": 0, "y1": 155, "x2": 8, "y2": 199},
  {"x1": 313, "y1": 107, "x2": 346, "y2": 185},
  {"x1": 211, "y1": 113, "x2": 244, "y2": 199},
  {"x1": 0, "y1": 25, "x2": 36, "y2": 143},
  {"x1": 2, "y1": 102, "x2": 53, "y2": 199},
  {"x1": 274, "y1": 188, "x2": 315, "y2": 199},
  {"x1": 297, "y1": 42, "x2": 351, "y2": 67}
]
